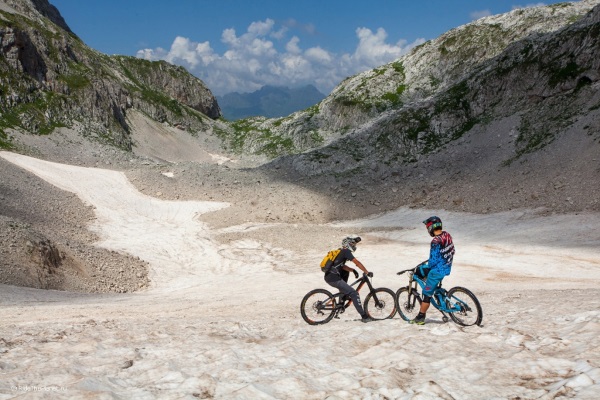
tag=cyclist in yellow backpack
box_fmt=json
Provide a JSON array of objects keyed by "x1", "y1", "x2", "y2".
[{"x1": 323, "y1": 236, "x2": 374, "y2": 323}]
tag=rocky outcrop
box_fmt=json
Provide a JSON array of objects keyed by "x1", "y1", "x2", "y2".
[
  {"x1": 281, "y1": 2, "x2": 600, "y2": 176},
  {"x1": 1, "y1": 0, "x2": 72, "y2": 33},
  {"x1": 222, "y1": 0, "x2": 598, "y2": 159},
  {"x1": 0, "y1": 0, "x2": 221, "y2": 151}
]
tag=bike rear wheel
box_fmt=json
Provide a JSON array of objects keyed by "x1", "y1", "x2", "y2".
[
  {"x1": 300, "y1": 288, "x2": 336, "y2": 325},
  {"x1": 447, "y1": 286, "x2": 483, "y2": 326},
  {"x1": 395, "y1": 287, "x2": 422, "y2": 321},
  {"x1": 364, "y1": 288, "x2": 396, "y2": 320}
]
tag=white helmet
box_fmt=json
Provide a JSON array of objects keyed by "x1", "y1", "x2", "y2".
[{"x1": 342, "y1": 236, "x2": 361, "y2": 251}]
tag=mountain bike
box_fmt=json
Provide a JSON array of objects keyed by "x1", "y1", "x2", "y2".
[
  {"x1": 396, "y1": 262, "x2": 483, "y2": 326},
  {"x1": 300, "y1": 272, "x2": 396, "y2": 325}
]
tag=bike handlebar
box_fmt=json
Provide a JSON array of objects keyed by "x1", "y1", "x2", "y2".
[
  {"x1": 396, "y1": 268, "x2": 413, "y2": 275},
  {"x1": 397, "y1": 261, "x2": 428, "y2": 275}
]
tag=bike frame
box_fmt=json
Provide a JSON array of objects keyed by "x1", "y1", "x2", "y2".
[
  {"x1": 399, "y1": 266, "x2": 465, "y2": 318},
  {"x1": 395, "y1": 262, "x2": 482, "y2": 326},
  {"x1": 333, "y1": 273, "x2": 378, "y2": 313}
]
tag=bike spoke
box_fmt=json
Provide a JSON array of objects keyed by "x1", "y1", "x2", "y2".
[
  {"x1": 301, "y1": 289, "x2": 336, "y2": 325},
  {"x1": 447, "y1": 287, "x2": 483, "y2": 326},
  {"x1": 395, "y1": 287, "x2": 421, "y2": 321},
  {"x1": 365, "y1": 288, "x2": 397, "y2": 320}
]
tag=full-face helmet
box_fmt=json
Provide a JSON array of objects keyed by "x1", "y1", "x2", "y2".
[
  {"x1": 341, "y1": 236, "x2": 361, "y2": 251},
  {"x1": 423, "y1": 216, "x2": 443, "y2": 237}
]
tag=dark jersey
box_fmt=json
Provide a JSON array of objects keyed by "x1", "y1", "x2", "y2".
[{"x1": 326, "y1": 248, "x2": 355, "y2": 277}]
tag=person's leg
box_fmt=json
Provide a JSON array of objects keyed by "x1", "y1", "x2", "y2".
[
  {"x1": 326, "y1": 278, "x2": 367, "y2": 319},
  {"x1": 340, "y1": 269, "x2": 350, "y2": 283},
  {"x1": 419, "y1": 299, "x2": 431, "y2": 315},
  {"x1": 410, "y1": 269, "x2": 444, "y2": 324}
]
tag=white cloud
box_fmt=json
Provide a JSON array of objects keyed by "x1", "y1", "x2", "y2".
[
  {"x1": 470, "y1": 10, "x2": 492, "y2": 20},
  {"x1": 352, "y1": 27, "x2": 411, "y2": 70},
  {"x1": 136, "y1": 19, "x2": 422, "y2": 95},
  {"x1": 221, "y1": 28, "x2": 238, "y2": 47},
  {"x1": 166, "y1": 36, "x2": 201, "y2": 68},
  {"x1": 304, "y1": 46, "x2": 332, "y2": 64},
  {"x1": 285, "y1": 36, "x2": 301, "y2": 54},
  {"x1": 512, "y1": 3, "x2": 546, "y2": 10},
  {"x1": 247, "y1": 19, "x2": 275, "y2": 36}
]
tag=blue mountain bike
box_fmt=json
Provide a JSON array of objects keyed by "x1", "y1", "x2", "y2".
[{"x1": 396, "y1": 262, "x2": 483, "y2": 326}]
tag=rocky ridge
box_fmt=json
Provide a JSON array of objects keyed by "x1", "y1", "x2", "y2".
[
  {"x1": 285, "y1": 1, "x2": 600, "y2": 174},
  {"x1": 0, "y1": 0, "x2": 221, "y2": 151},
  {"x1": 221, "y1": 1, "x2": 598, "y2": 157}
]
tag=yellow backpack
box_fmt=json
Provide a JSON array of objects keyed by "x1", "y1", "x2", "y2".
[{"x1": 320, "y1": 248, "x2": 341, "y2": 273}]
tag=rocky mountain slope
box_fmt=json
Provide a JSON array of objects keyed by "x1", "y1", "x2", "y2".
[
  {"x1": 0, "y1": 0, "x2": 222, "y2": 151},
  {"x1": 238, "y1": 0, "x2": 600, "y2": 215},
  {"x1": 283, "y1": 1, "x2": 600, "y2": 171},
  {"x1": 220, "y1": 0, "x2": 599, "y2": 161}
]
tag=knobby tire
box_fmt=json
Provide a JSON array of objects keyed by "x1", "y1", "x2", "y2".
[
  {"x1": 447, "y1": 286, "x2": 483, "y2": 326},
  {"x1": 300, "y1": 288, "x2": 336, "y2": 325},
  {"x1": 395, "y1": 287, "x2": 422, "y2": 321},
  {"x1": 364, "y1": 288, "x2": 397, "y2": 320}
]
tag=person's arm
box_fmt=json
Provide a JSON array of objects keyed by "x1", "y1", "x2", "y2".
[
  {"x1": 342, "y1": 264, "x2": 359, "y2": 278},
  {"x1": 351, "y1": 258, "x2": 369, "y2": 275}
]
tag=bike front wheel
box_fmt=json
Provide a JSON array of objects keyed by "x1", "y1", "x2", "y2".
[
  {"x1": 364, "y1": 288, "x2": 397, "y2": 320},
  {"x1": 300, "y1": 288, "x2": 336, "y2": 325},
  {"x1": 395, "y1": 287, "x2": 422, "y2": 321},
  {"x1": 446, "y1": 286, "x2": 483, "y2": 326}
]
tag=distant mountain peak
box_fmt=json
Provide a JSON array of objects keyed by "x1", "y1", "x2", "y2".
[{"x1": 217, "y1": 85, "x2": 325, "y2": 120}]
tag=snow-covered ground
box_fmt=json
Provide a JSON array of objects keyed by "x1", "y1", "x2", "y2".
[{"x1": 1, "y1": 152, "x2": 599, "y2": 399}]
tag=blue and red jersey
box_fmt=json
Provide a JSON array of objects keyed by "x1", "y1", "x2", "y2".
[{"x1": 428, "y1": 231, "x2": 455, "y2": 276}]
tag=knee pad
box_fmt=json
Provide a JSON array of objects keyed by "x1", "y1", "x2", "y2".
[{"x1": 422, "y1": 295, "x2": 431, "y2": 304}]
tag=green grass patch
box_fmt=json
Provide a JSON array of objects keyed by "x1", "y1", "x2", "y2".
[
  {"x1": 59, "y1": 73, "x2": 90, "y2": 90},
  {"x1": 226, "y1": 119, "x2": 297, "y2": 157},
  {"x1": 0, "y1": 91, "x2": 68, "y2": 135},
  {"x1": 435, "y1": 81, "x2": 470, "y2": 114},
  {"x1": 391, "y1": 61, "x2": 405, "y2": 75},
  {"x1": 140, "y1": 88, "x2": 183, "y2": 116},
  {"x1": 310, "y1": 130, "x2": 324, "y2": 145},
  {"x1": 257, "y1": 134, "x2": 295, "y2": 158},
  {"x1": 0, "y1": 130, "x2": 14, "y2": 149}
]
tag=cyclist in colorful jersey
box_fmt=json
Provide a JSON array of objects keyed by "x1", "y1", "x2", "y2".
[
  {"x1": 323, "y1": 236, "x2": 374, "y2": 323},
  {"x1": 410, "y1": 216, "x2": 455, "y2": 325}
]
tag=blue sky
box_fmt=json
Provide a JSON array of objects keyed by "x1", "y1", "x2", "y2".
[{"x1": 51, "y1": 0, "x2": 568, "y2": 95}]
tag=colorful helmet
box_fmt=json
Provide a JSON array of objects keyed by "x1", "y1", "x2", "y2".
[
  {"x1": 423, "y1": 216, "x2": 442, "y2": 237},
  {"x1": 342, "y1": 236, "x2": 361, "y2": 251}
]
